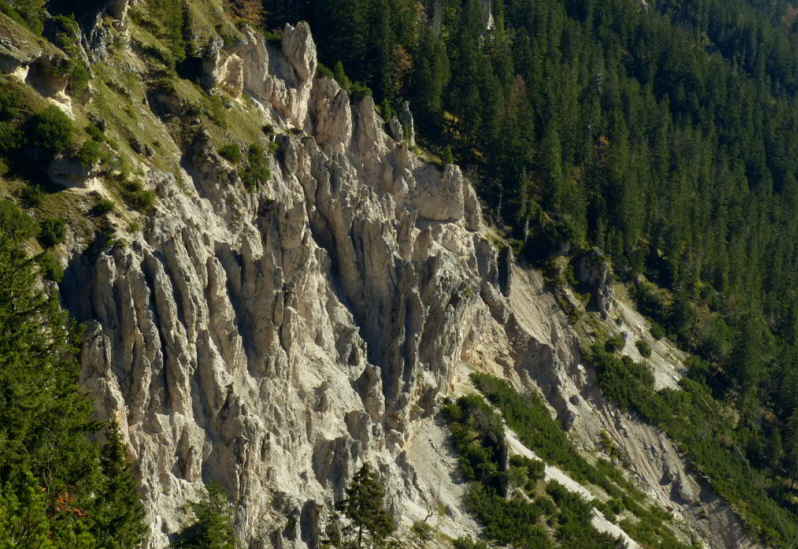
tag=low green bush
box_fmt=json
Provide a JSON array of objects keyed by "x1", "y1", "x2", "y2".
[
  {"x1": 86, "y1": 124, "x2": 105, "y2": 142},
  {"x1": 219, "y1": 143, "x2": 242, "y2": 163},
  {"x1": 239, "y1": 144, "x2": 270, "y2": 190},
  {"x1": 650, "y1": 322, "x2": 666, "y2": 340},
  {"x1": 206, "y1": 93, "x2": 227, "y2": 128},
  {"x1": 546, "y1": 482, "x2": 617, "y2": 549},
  {"x1": 635, "y1": 339, "x2": 652, "y2": 358},
  {"x1": 0, "y1": 121, "x2": 24, "y2": 153},
  {"x1": 38, "y1": 218, "x2": 66, "y2": 248},
  {"x1": 263, "y1": 29, "x2": 282, "y2": 43},
  {"x1": 75, "y1": 140, "x2": 103, "y2": 167},
  {"x1": 442, "y1": 394, "x2": 505, "y2": 487},
  {"x1": 411, "y1": 521, "x2": 434, "y2": 541},
  {"x1": 25, "y1": 106, "x2": 74, "y2": 154},
  {"x1": 121, "y1": 180, "x2": 155, "y2": 211},
  {"x1": 0, "y1": 87, "x2": 20, "y2": 120},
  {"x1": 508, "y1": 454, "x2": 545, "y2": 484},
  {"x1": 127, "y1": 189, "x2": 155, "y2": 211},
  {"x1": 38, "y1": 249, "x2": 63, "y2": 282},
  {"x1": 351, "y1": 82, "x2": 373, "y2": 101},
  {"x1": 604, "y1": 334, "x2": 626, "y2": 353},
  {"x1": 93, "y1": 199, "x2": 116, "y2": 215},
  {"x1": 464, "y1": 484, "x2": 552, "y2": 548},
  {"x1": 0, "y1": 0, "x2": 44, "y2": 33},
  {"x1": 452, "y1": 537, "x2": 490, "y2": 549},
  {"x1": 316, "y1": 63, "x2": 334, "y2": 79},
  {"x1": 19, "y1": 184, "x2": 45, "y2": 206}
]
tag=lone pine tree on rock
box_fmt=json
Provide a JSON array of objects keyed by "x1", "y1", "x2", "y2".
[{"x1": 331, "y1": 464, "x2": 395, "y2": 549}]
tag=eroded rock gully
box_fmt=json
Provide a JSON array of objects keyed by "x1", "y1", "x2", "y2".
[{"x1": 58, "y1": 21, "x2": 758, "y2": 549}]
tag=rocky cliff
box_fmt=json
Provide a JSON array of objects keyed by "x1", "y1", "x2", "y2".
[
  {"x1": 0, "y1": 3, "x2": 764, "y2": 548},
  {"x1": 57, "y1": 14, "x2": 491, "y2": 548}
]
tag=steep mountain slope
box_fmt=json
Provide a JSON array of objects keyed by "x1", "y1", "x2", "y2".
[
  {"x1": 0, "y1": 1, "x2": 781, "y2": 548},
  {"x1": 58, "y1": 18, "x2": 491, "y2": 546}
]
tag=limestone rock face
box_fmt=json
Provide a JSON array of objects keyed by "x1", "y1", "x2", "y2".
[
  {"x1": 0, "y1": 14, "x2": 70, "y2": 103},
  {"x1": 228, "y1": 22, "x2": 318, "y2": 128},
  {"x1": 0, "y1": 15, "x2": 42, "y2": 75},
  {"x1": 400, "y1": 101, "x2": 415, "y2": 145},
  {"x1": 573, "y1": 248, "x2": 614, "y2": 318},
  {"x1": 48, "y1": 155, "x2": 103, "y2": 190},
  {"x1": 202, "y1": 36, "x2": 244, "y2": 97},
  {"x1": 309, "y1": 76, "x2": 352, "y2": 152},
  {"x1": 62, "y1": 24, "x2": 493, "y2": 548}
]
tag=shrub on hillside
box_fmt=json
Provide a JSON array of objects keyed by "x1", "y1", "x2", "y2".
[
  {"x1": 123, "y1": 180, "x2": 155, "y2": 211},
  {"x1": 604, "y1": 334, "x2": 626, "y2": 353},
  {"x1": 172, "y1": 484, "x2": 236, "y2": 549},
  {"x1": 218, "y1": 143, "x2": 242, "y2": 163},
  {"x1": 411, "y1": 520, "x2": 434, "y2": 541},
  {"x1": 0, "y1": 88, "x2": 20, "y2": 120},
  {"x1": 316, "y1": 63, "x2": 334, "y2": 79},
  {"x1": 351, "y1": 82, "x2": 373, "y2": 101},
  {"x1": 93, "y1": 199, "x2": 116, "y2": 215},
  {"x1": 636, "y1": 339, "x2": 652, "y2": 358},
  {"x1": 19, "y1": 184, "x2": 45, "y2": 206},
  {"x1": 0, "y1": 0, "x2": 45, "y2": 33},
  {"x1": 38, "y1": 217, "x2": 66, "y2": 248},
  {"x1": 0, "y1": 121, "x2": 24, "y2": 153},
  {"x1": 38, "y1": 249, "x2": 63, "y2": 282},
  {"x1": 239, "y1": 144, "x2": 270, "y2": 190},
  {"x1": 650, "y1": 323, "x2": 665, "y2": 340},
  {"x1": 75, "y1": 140, "x2": 103, "y2": 167},
  {"x1": 25, "y1": 106, "x2": 74, "y2": 154}
]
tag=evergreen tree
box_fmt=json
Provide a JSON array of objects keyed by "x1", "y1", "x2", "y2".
[
  {"x1": 785, "y1": 410, "x2": 798, "y2": 487},
  {"x1": 334, "y1": 464, "x2": 395, "y2": 549},
  {"x1": 172, "y1": 484, "x2": 237, "y2": 549},
  {"x1": 541, "y1": 126, "x2": 564, "y2": 212},
  {"x1": 767, "y1": 427, "x2": 784, "y2": 472},
  {"x1": 93, "y1": 423, "x2": 148, "y2": 549}
]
